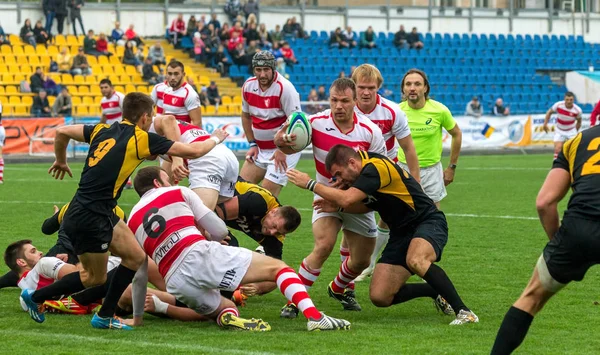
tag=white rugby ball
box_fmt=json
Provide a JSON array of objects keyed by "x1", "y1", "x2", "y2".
[{"x1": 286, "y1": 112, "x2": 312, "y2": 152}]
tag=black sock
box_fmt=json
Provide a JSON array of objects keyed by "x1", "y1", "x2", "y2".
[
  {"x1": 228, "y1": 232, "x2": 239, "y2": 247},
  {"x1": 392, "y1": 283, "x2": 438, "y2": 304},
  {"x1": 220, "y1": 290, "x2": 234, "y2": 299},
  {"x1": 0, "y1": 270, "x2": 19, "y2": 289},
  {"x1": 175, "y1": 299, "x2": 188, "y2": 308},
  {"x1": 422, "y1": 264, "x2": 469, "y2": 314},
  {"x1": 98, "y1": 265, "x2": 136, "y2": 318},
  {"x1": 491, "y1": 306, "x2": 534, "y2": 355},
  {"x1": 71, "y1": 268, "x2": 117, "y2": 305},
  {"x1": 31, "y1": 271, "x2": 84, "y2": 304}
]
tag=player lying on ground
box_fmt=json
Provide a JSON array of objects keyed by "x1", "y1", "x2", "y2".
[
  {"x1": 286, "y1": 144, "x2": 478, "y2": 325},
  {"x1": 127, "y1": 166, "x2": 351, "y2": 331}
]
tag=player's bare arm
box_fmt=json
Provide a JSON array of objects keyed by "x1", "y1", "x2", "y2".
[
  {"x1": 215, "y1": 197, "x2": 240, "y2": 220},
  {"x1": 273, "y1": 122, "x2": 298, "y2": 155},
  {"x1": 49, "y1": 125, "x2": 87, "y2": 179},
  {"x1": 287, "y1": 168, "x2": 368, "y2": 208},
  {"x1": 165, "y1": 129, "x2": 229, "y2": 160},
  {"x1": 543, "y1": 108, "x2": 554, "y2": 133},
  {"x1": 189, "y1": 107, "x2": 202, "y2": 128},
  {"x1": 576, "y1": 115, "x2": 582, "y2": 131},
  {"x1": 99, "y1": 114, "x2": 107, "y2": 124},
  {"x1": 536, "y1": 168, "x2": 571, "y2": 240},
  {"x1": 241, "y1": 112, "x2": 259, "y2": 162},
  {"x1": 398, "y1": 135, "x2": 421, "y2": 183},
  {"x1": 444, "y1": 124, "x2": 462, "y2": 186},
  {"x1": 151, "y1": 115, "x2": 189, "y2": 180},
  {"x1": 313, "y1": 198, "x2": 372, "y2": 214}
]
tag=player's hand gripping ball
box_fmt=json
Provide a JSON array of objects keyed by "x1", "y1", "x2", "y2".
[{"x1": 285, "y1": 112, "x2": 312, "y2": 152}]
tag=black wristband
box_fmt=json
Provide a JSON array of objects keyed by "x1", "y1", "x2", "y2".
[{"x1": 306, "y1": 179, "x2": 317, "y2": 192}]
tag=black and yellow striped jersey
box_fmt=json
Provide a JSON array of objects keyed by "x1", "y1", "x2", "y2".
[
  {"x1": 225, "y1": 180, "x2": 285, "y2": 259},
  {"x1": 554, "y1": 125, "x2": 600, "y2": 220},
  {"x1": 76, "y1": 121, "x2": 174, "y2": 215},
  {"x1": 352, "y1": 151, "x2": 438, "y2": 233}
]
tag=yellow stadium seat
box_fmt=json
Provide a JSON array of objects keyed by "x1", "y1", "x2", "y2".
[
  {"x1": 109, "y1": 56, "x2": 121, "y2": 65},
  {"x1": 67, "y1": 85, "x2": 78, "y2": 95},
  {"x1": 21, "y1": 96, "x2": 33, "y2": 106},
  {"x1": 70, "y1": 45, "x2": 79, "y2": 55},
  {"x1": 23, "y1": 46, "x2": 36, "y2": 56},
  {"x1": 233, "y1": 95, "x2": 242, "y2": 104},
  {"x1": 98, "y1": 56, "x2": 109, "y2": 65},
  {"x1": 136, "y1": 85, "x2": 148, "y2": 93},
  {"x1": 1, "y1": 74, "x2": 13, "y2": 83},
  {"x1": 94, "y1": 96, "x2": 102, "y2": 104},
  {"x1": 14, "y1": 105, "x2": 29, "y2": 116},
  {"x1": 86, "y1": 56, "x2": 98, "y2": 66},
  {"x1": 125, "y1": 84, "x2": 136, "y2": 93},
  {"x1": 108, "y1": 75, "x2": 121, "y2": 85},
  {"x1": 12, "y1": 45, "x2": 24, "y2": 56},
  {"x1": 91, "y1": 66, "x2": 102, "y2": 75},
  {"x1": 40, "y1": 56, "x2": 51, "y2": 68},
  {"x1": 47, "y1": 45, "x2": 59, "y2": 56},
  {"x1": 85, "y1": 75, "x2": 97, "y2": 85},
  {"x1": 77, "y1": 36, "x2": 85, "y2": 45},
  {"x1": 109, "y1": 66, "x2": 123, "y2": 75},
  {"x1": 76, "y1": 106, "x2": 89, "y2": 116},
  {"x1": 90, "y1": 86, "x2": 101, "y2": 96},
  {"x1": 90, "y1": 105, "x2": 102, "y2": 115},
  {"x1": 116, "y1": 46, "x2": 125, "y2": 57},
  {"x1": 125, "y1": 66, "x2": 138, "y2": 76},
  {"x1": 74, "y1": 76, "x2": 85, "y2": 84},
  {"x1": 0, "y1": 64, "x2": 7, "y2": 72},
  {"x1": 55, "y1": 35, "x2": 67, "y2": 46},
  {"x1": 9, "y1": 96, "x2": 21, "y2": 105},
  {"x1": 217, "y1": 106, "x2": 229, "y2": 115},
  {"x1": 36, "y1": 46, "x2": 47, "y2": 56},
  {"x1": 9, "y1": 34, "x2": 19, "y2": 44},
  {"x1": 5, "y1": 86, "x2": 18, "y2": 94},
  {"x1": 78, "y1": 86, "x2": 90, "y2": 95},
  {"x1": 48, "y1": 96, "x2": 56, "y2": 106},
  {"x1": 28, "y1": 56, "x2": 40, "y2": 66},
  {"x1": 198, "y1": 76, "x2": 210, "y2": 86},
  {"x1": 20, "y1": 65, "x2": 33, "y2": 74},
  {"x1": 114, "y1": 85, "x2": 125, "y2": 93},
  {"x1": 2, "y1": 104, "x2": 11, "y2": 116},
  {"x1": 4, "y1": 55, "x2": 16, "y2": 65},
  {"x1": 48, "y1": 72, "x2": 61, "y2": 81},
  {"x1": 66, "y1": 35, "x2": 79, "y2": 46},
  {"x1": 14, "y1": 74, "x2": 27, "y2": 83},
  {"x1": 0, "y1": 87, "x2": 5, "y2": 95},
  {"x1": 222, "y1": 96, "x2": 232, "y2": 105},
  {"x1": 205, "y1": 105, "x2": 216, "y2": 115},
  {"x1": 61, "y1": 74, "x2": 74, "y2": 85},
  {"x1": 82, "y1": 96, "x2": 93, "y2": 105},
  {"x1": 1, "y1": 46, "x2": 11, "y2": 55},
  {"x1": 120, "y1": 75, "x2": 131, "y2": 84}
]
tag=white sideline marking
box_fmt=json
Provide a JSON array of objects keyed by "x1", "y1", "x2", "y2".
[
  {"x1": 460, "y1": 167, "x2": 548, "y2": 171},
  {"x1": 0, "y1": 330, "x2": 278, "y2": 355},
  {"x1": 0, "y1": 200, "x2": 539, "y2": 221}
]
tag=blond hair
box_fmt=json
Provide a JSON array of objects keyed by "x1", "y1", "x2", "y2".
[{"x1": 351, "y1": 64, "x2": 383, "y2": 89}]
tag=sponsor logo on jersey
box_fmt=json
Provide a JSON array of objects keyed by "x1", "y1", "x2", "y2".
[
  {"x1": 207, "y1": 174, "x2": 223, "y2": 185},
  {"x1": 101, "y1": 243, "x2": 108, "y2": 250},
  {"x1": 154, "y1": 233, "x2": 183, "y2": 264},
  {"x1": 325, "y1": 127, "x2": 335, "y2": 131},
  {"x1": 425, "y1": 118, "x2": 432, "y2": 125}
]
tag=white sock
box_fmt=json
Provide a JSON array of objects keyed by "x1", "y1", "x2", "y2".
[
  {"x1": 151, "y1": 295, "x2": 169, "y2": 314},
  {"x1": 370, "y1": 227, "x2": 390, "y2": 268}
]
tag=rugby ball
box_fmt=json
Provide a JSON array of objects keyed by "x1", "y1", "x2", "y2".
[{"x1": 286, "y1": 112, "x2": 312, "y2": 152}]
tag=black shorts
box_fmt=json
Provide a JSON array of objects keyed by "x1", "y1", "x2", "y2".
[
  {"x1": 379, "y1": 211, "x2": 448, "y2": 271},
  {"x1": 60, "y1": 199, "x2": 120, "y2": 255},
  {"x1": 543, "y1": 216, "x2": 600, "y2": 284},
  {"x1": 46, "y1": 243, "x2": 79, "y2": 265}
]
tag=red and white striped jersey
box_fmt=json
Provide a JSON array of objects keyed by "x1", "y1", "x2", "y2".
[
  {"x1": 241, "y1": 72, "x2": 301, "y2": 150},
  {"x1": 355, "y1": 95, "x2": 410, "y2": 161},
  {"x1": 17, "y1": 257, "x2": 65, "y2": 291},
  {"x1": 128, "y1": 186, "x2": 212, "y2": 281},
  {"x1": 100, "y1": 91, "x2": 125, "y2": 125},
  {"x1": 552, "y1": 101, "x2": 582, "y2": 131},
  {"x1": 309, "y1": 109, "x2": 386, "y2": 184},
  {"x1": 151, "y1": 82, "x2": 201, "y2": 124}
]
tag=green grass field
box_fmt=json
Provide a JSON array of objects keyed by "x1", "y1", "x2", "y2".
[{"x1": 1, "y1": 154, "x2": 599, "y2": 354}]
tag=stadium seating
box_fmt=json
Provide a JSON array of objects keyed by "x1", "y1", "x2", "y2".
[{"x1": 229, "y1": 31, "x2": 600, "y2": 115}]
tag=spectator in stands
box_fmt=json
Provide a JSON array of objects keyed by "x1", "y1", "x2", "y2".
[
  {"x1": 407, "y1": 27, "x2": 424, "y2": 49},
  {"x1": 0, "y1": 33, "x2": 9, "y2": 47},
  {"x1": 34, "y1": 20, "x2": 52, "y2": 45},
  {"x1": 276, "y1": 57, "x2": 288, "y2": 79},
  {"x1": 68, "y1": 0, "x2": 85, "y2": 36},
  {"x1": 193, "y1": 32, "x2": 206, "y2": 63},
  {"x1": 125, "y1": 24, "x2": 143, "y2": 46},
  {"x1": 135, "y1": 45, "x2": 145, "y2": 63},
  {"x1": 71, "y1": 47, "x2": 92, "y2": 75},
  {"x1": 493, "y1": 98, "x2": 510, "y2": 116},
  {"x1": 83, "y1": 30, "x2": 101, "y2": 56},
  {"x1": 123, "y1": 41, "x2": 142, "y2": 72},
  {"x1": 30, "y1": 67, "x2": 45, "y2": 93},
  {"x1": 214, "y1": 44, "x2": 231, "y2": 75},
  {"x1": 338, "y1": 70, "x2": 346, "y2": 79},
  {"x1": 227, "y1": 31, "x2": 244, "y2": 53},
  {"x1": 209, "y1": 13, "x2": 221, "y2": 31},
  {"x1": 394, "y1": 25, "x2": 408, "y2": 49},
  {"x1": 199, "y1": 14, "x2": 207, "y2": 26},
  {"x1": 52, "y1": 87, "x2": 72, "y2": 116},
  {"x1": 330, "y1": 27, "x2": 349, "y2": 48},
  {"x1": 245, "y1": 40, "x2": 259, "y2": 67},
  {"x1": 245, "y1": 13, "x2": 258, "y2": 30},
  {"x1": 271, "y1": 41, "x2": 283, "y2": 59},
  {"x1": 306, "y1": 88, "x2": 322, "y2": 114},
  {"x1": 270, "y1": 24, "x2": 282, "y2": 44},
  {"x1": 43, "y1": 74, "x2": 60, "y2": 96},
  {"x1": 96, "y1": 33, "x2": 112, "y2": 57},
  {"x1": 465, "y1": 96, "x2": 483, "y2": 117},
  {"x1": 230, "y1": 21, "x2": 244, "y2": 39},
  {"x1": 56, "y1": 46, "x2": 72, "y2": 73},
  {"x1": 170, "y1": 13, "x2": 186, "y2": 48},
  {"x1": 20, "y1": 19, "x2": 36, "y2": 47},
  {"x1": 360, "y1": 26, "x2": 377, "y2": 49},
  {"x1": 42, "y1": 0, "x2": 56, "y2": 34},
  {"x1": 257, "y1": 23, "x2": 272, "y2": 48},
  {"x1": 31, "y1": 90, "x2": 51, "y2": 117},
  {"x1": 591, "y1": 99, "x2": 600, "y2": 126},
  {"x1": 199, "y1": 87, "x2": 210, "y2": 107},
  {"x1": 245, "y1": 22, "x2": 260, "y2": 43},
  {"x1": 111, "y1": 21, "x2": 126, "y2": 46},
  {"x1": 290, "y1": 17, "x2": 308, "y2": 39},
  {"x1": 187, "y1": 16, "x2": 197, "y2": 37},
  {"x1": 282, "y1": 18, "x2": 295, "y2": 40},
  {"x1": 224, "y1": 0, "x2": 242, "y2": 24},
  {"x1": 280, "y1": 41, "x2": 297, "y2": 66},
  {"x1": 243, "y1": 0, "x2": 259, "y2": 20},
  {"x1": 231, "y1": 42, "x2": 248, "y2": 67},
  {"x1": 342, "y1": 26, "x2": 357, "y2": 48},
  {"x1": 186, "y1": 76, "x2": 199, "y2": 94},
  {"x1": 54, "y1": 0, "x2": 68, "y2": 35},
  {"x1": 142, "y1": 57, "x2": 163, "y2": 85},
  {"x1": 207, "y1": 81, "x2": 221, "y2": 106},
  {"x1": 219, "y1": 23, "x2": 231, "y2": 42},
  {"x1": 317, "y1": 85, "x2": 326, "y2": 100},
  {"x1": 149, "y1": 42, "x2": 166, "y2": 67}
]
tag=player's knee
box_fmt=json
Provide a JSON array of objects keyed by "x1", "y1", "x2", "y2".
[
  {"x1": 406, "y1": 254, "x2": 429, "y2": 276},
  {"x1": 348, "y1": 257, "x2": 370, "y2": 272},
  {"x1": 313, "y1": 241, "x2": 335, "y2": 262},
  {"x1": 369, "y1": 291, "x2": 392, "y2": 308},
  {"x1": 84, "y1": 272, "x2": 107, "y2": 287}
]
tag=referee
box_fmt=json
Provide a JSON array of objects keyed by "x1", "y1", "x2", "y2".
[{"x1": 398, "y1": 69, "x2": 462, "y2": 208}]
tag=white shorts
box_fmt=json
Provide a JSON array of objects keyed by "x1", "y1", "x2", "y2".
[
  {"x1": 399, "y1": 161, "x2": 447, "y2": 203},
  {"x1": 553, "y1": 128, "x2": 578, "y2": 143},
  {"x1": 188, "y1": 147, "x2": 239, "y2": 198},
  {"x1": 311, "y1": 195, "x2": 378, "y2": 237},
  {"x1": 166, "y1": 241, "x2": 253, "y2": 315},
  {"x1": 0, "y1": 126, "x2": 5, "y2": 147},
  {"x1": 254, "y1": 148, "x2": 301, "y2": 186}
]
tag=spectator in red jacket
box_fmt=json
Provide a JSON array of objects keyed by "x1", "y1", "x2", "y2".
[
  {"x1": 96, "y1": 33, "x2": 113, "y2": 57},
  {"x1": 591, "y1": 100, "x2": 600, "y2": 126},
  {"x1": 125, "y1": 24, "x2": 143, "y2": 46},
  {"x1": 280, "y1": 41, "x2": 297, "y2": 66},
  {"x1": 170, "y1": 14, "x2": 186, "y2": 47},
  {"x1": 227, "y1": 31, "x2": 244, "y2": 53}
]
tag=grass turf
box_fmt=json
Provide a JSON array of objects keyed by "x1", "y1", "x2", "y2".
[{"x1": 1, "y1": 154, "x2": 599, "y2": 354}]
